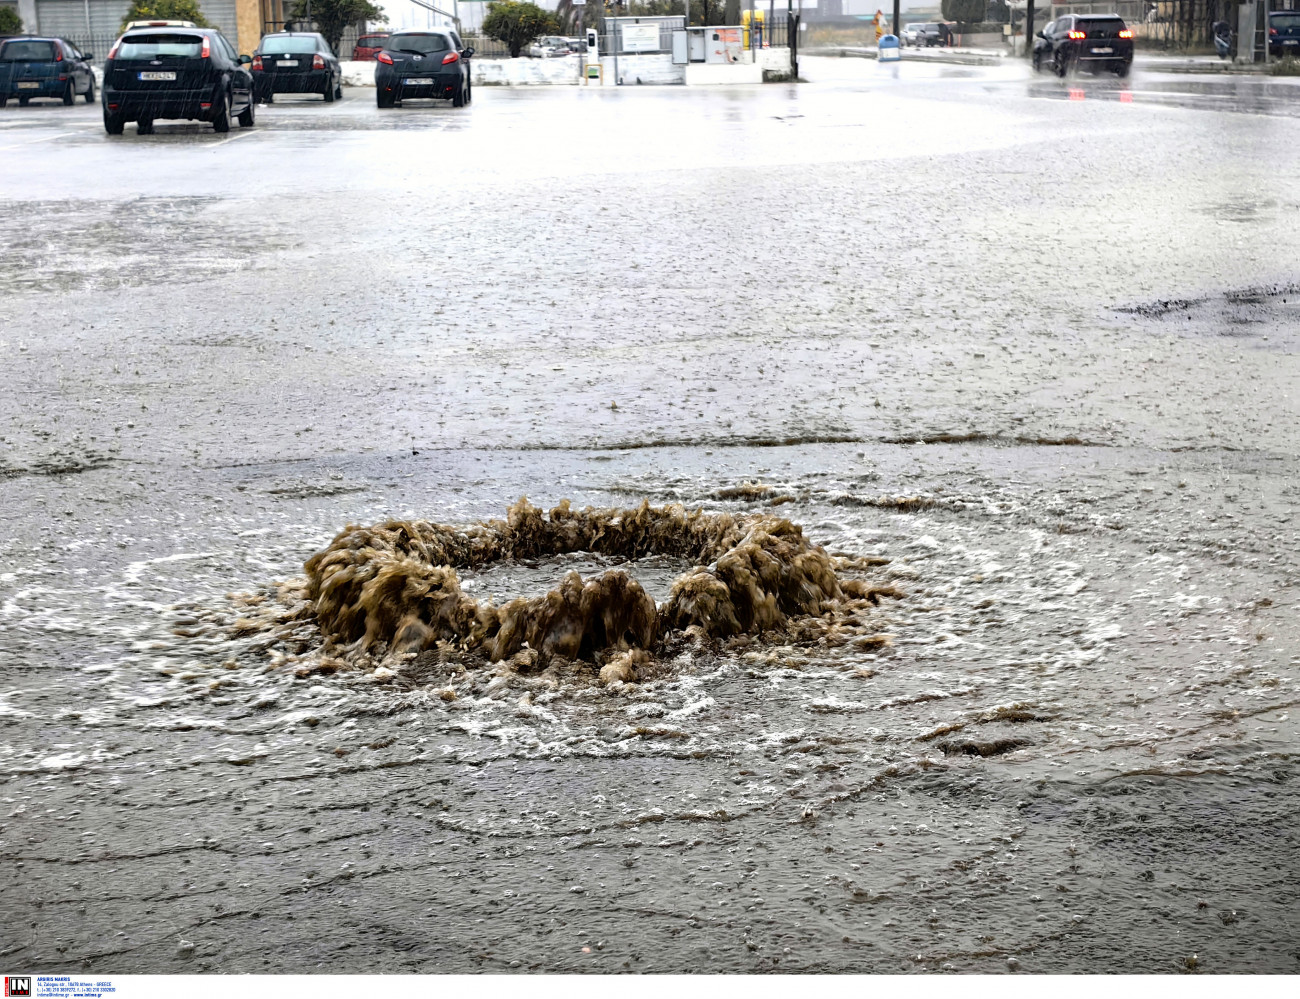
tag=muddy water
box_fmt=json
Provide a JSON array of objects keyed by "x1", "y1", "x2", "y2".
[{"x1": 2, "y1": 443, "x2": 1296, "y2": 973}]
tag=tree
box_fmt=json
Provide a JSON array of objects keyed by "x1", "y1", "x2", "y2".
[
  {"x1": 482, "y1": 1, "x2": 559, "y2": 58},
  {"x1": 0, "y1": 6, "x2": 24, "y2": 35},
  {"x1": 940, "y1": 0, "x2": 985, "y2": 28},
  {"x1": 120, "y1": 0, "x2": 211, "y2": 30},
  {"x1": 287, "y1": 0, "x2": 387, "y2": 56}
]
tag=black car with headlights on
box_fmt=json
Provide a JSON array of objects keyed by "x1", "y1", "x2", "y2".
[
  {"x1": 102, "y1": 26, "x2": 254, "y2": 134},
  {"x1": 375, "y1": 30, "x2": 472, "y2": 109},
  {"x1": 1032, "y1": 14, "x2": 1134, "y2": 77},
  {"x1": 252, "y1": 32, "x2": 341, "y2": 103}
]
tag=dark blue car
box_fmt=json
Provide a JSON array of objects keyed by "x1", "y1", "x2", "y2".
[
  {"x1": 1272, "y1": 11, "x2": 1300, "y2": 58},
  {"x1": 0, "y1": 36, "x2": 96, "y2": 107}
]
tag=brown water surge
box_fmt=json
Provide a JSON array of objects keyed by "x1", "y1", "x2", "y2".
[{"x1": 302, "y1": 498, "x2": 900, "y2": 675}]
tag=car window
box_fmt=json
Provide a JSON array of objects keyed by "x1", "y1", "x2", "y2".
[
  {"x1": 387, "y1": 33, "x2": 450, "y2": 54},
  {"x1": 116, "y1": 34, "x2": 204, "y2": 58},
  {"x1": 450, "y1": 32, "x2": 463, "y2": 49},
  {"x1": 0, "y1": 40, "x2": 57, "y2": 61},
  {"x1": 260, "y1": 35, "x2": 318, "y2": 54},
  {"x1": 220, "y1": 35, "x2": 237, "y2": 60},
  {"x1": 1271, "y1": 13, "x2": 1300, "y2": 28}
]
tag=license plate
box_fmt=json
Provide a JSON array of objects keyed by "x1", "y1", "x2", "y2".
[
  {"x1": 1284, "y1": 39, "x2": 1298, "y2": 45},
  {"x1": 17, "y1": 81, "x2": 39, "y2": 88},
  {"x1": 404, "y1": 77, "x2": 429, "y2": 86},
  {"x1": 1092, "y1": 46, "x2": 1113, "y2": 54},
  {"x1": 138, "y1": 71, "x2": 176, "y2": 81},
  {"x1": 276, "y1": 59, "x2": 298, "y2": 67}
]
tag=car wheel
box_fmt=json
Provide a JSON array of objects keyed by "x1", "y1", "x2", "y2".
[
  {"x1": 85, "y1": 76, "x2": 95, "y2": 103},
  {"x1": 137, "y1": 118, "x2": 154, "y2": 135},
  {"x1": 0, "y1": 96, "x2": 7, "y2": 108},
  {"x1": 451, "y1": 80, "x2": 465, "y2": 107},
  {"x1": 377, "y1": 89, "x2": 394, "y2": 109},
  {"x1": 212, "y1": 91, "x2": 231, "y2": 132},
  {"x1": 323, "y1": 80, "x2": 335, "y2": 102},
  {"x1": 335, "y1": 81, "x2": 343, "y2": 100},
  {"x1": 1032, "y1": 52, "x2": 1041, "y2": 72},
  {"x1": 1114, "y1": 61, "x2": 1130, "y2": 78},
  {"x1": 19, "y1": 96, "x2": 30, "y2": 106},
  {"x1": 238, "y1": 96, "x2": 255, "y2": 127},
  {"x1": 103, "y1": 110, "x2": 124, "y2": 134},
  {"x1": 62, "y1": 80, "x2": 75, "y2": 105},
  {"x1": 1055, "y1": 50, "x2": 1070, "y2": 77}
]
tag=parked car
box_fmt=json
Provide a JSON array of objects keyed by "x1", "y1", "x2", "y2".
[
  {"x1": 528, "y1": 35, "x2": 570, "y2": 58},
  {"x1": 1033, "y1": 14, "x2": 1134, "y2": 77},
  {"x1": 1271, "y1": 11, "x2": 1300, "y2": 57},
  {"x1": 564, "y1": 37, "x2": 588, "y2": 54},
  {"x1": 375, "y1": 30, "x2": 472, "y2": 108},
  {"x1": 253, "y1": 32, "x2": 341, "y2": 103},
  {"x1": 0, "y1": 36, "x2": 96, "y2": 107},
  {"x1": 900, "y1": 23, "x2": 926, "y2": 47},
  {"x1": 102, "y1": 25, "x2": 255, "y2": 134},
  {"x1": 909, "y1": 23, "x2": 949, "y2": 47},
  {"x1": 353, "y1": 33, "x2": 389, "y2": 61}
]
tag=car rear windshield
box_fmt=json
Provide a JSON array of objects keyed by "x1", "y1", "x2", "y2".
[
  {"x1": 260, "y1": 36, "x2": 318, "y2": 54},
  {"x1": 1273, "y1": 13, "x2": 1300, "y2": 28},
  {"x1": 386, "y1": 33, "x2": 450, "y2": 54},
  {"x1": 358, "y1": 35, "x2": 388, "y2": 43},
  {"x1": 0, "y1": 40, "x2": 57, "y2": 61},
  {"x1": 116, "y1": 34, "x2": 205, "y2": 58},
  {"x1": 1081, "y1": 18, "x2": 1127, "y2": 35}
]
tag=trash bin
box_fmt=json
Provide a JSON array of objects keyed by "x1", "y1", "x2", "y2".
[{"x1": 879, "y1": 34, "x2": 901, "y2": 61}]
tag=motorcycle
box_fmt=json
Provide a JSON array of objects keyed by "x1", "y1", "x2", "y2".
[{"x1": 1213, "y1": 21, "x2": 1232, "y2": 59}]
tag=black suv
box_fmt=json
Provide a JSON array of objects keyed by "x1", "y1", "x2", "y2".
[
  {"x1": 375, "y1": 30, "x2": 473, "y2": 108},
  {"x1": 102, "y1": 26, "x2": 255, "y2": 134},
  {"x1": 252, "y1": 32, "x2": 342, "y2": 103},
  {"x1": 1033, "y1": 14, "x2": 1134, "y2": 78}
]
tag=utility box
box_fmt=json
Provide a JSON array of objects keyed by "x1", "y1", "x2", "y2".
[
  {"x1": 878, "y1": 33, "x2": 900, "y2": 60},
  {"x1": 705, "y1": 26, "x2": 744, "y2": 63}
]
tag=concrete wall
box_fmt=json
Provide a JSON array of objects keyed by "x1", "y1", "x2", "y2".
[
  {"x1": 235, "y1": 0, "x2": 260, "y2": 58},
  {"x1": 341, "y1": 58, "x2": 584, "y2": 88},
  {"x1": 600, "y1": 51, "x2": 684, "y2": 85},
  {"x1": 475, "y1": 55, "x2": 582, "y2": 85}
]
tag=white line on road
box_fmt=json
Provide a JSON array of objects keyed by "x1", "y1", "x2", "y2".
[
  {"x1": 211, "y1": 129, "x2": 256, "y2": 148},
  {"x1": 0, "y1": 130, "x2": 79, "y2": 151}
]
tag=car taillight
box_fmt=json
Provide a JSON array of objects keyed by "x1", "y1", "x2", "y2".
[
  {"x1": 108, "y1": 39, "x2": 121, "y2": 59},
  {"x1": 313, "y1": 53, "x2": 325, "y2": 69},
  {"x1": 1270, "y1": 27, "x2": 1278, "y2": 35},
  {"x1": 252, "y1": 54, "x2": 263, "y2": 70},
  {"x1": 201, "y1": 36, "x2": 210, "y2": 59},
  {"x1": 1118, "y1": 29, "x2": 1134, "y2": 38},
  {"x1": 1068, "y1": 30, "x2": 1086, "y2": 39},
  {"x1": 377, "y1": 51, "x2": 393, "y2": 64},
  {"x1": 442, "y1": 50, "x2": 460, "y2": 64},
  {"x1": 55, "y1": 46, "x2": 64, "y2": 61}
]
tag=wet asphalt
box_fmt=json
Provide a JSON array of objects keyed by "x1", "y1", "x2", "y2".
[{"x1": 0, "y1": 58, "x2": 1298, "y2": 974}]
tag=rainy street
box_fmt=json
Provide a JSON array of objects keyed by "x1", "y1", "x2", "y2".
[{"x1": 1, "y1": 57, "x2": 1299, "y2": 974}]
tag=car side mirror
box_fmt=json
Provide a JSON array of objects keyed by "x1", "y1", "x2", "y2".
[
  {"x1": 239, "y1": 54, "x2": 252, "y2": 64},
  {"x1": 83, "y1": 52, "x2": 94, "y2": 60},
  {"x1": 1036, "y1": 30, "x2": 1046, "y2": 38},
  {"x1": 463, "y1": 46, "x2": 474, "y2": 57}
]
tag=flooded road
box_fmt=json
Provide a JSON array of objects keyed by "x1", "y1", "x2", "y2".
[{"x1": 1, "y1": 59, "x2": 1297, "y2": 973}]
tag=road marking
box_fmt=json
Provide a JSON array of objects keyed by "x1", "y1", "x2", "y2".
[
  {"x1": 0, "y1": 130, "x2": 78, "y2": 151},
  {"x1": 211, "y1": 129, "x2": 256, "y2": 147}
]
